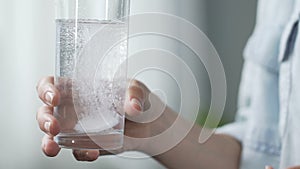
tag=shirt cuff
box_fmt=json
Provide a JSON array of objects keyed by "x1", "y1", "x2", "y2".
[{"x1": 216, "y1": 122, "x2": 247, "y2": 143}]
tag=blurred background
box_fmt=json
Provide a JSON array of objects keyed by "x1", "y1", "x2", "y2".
[{"x1": 0, "y1": 0, "x2": 257, "y2": 168}]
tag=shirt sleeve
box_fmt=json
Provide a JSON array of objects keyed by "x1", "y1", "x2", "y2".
[
  {"x1": 217, "y1": 60, "x2": 282, "y2": 169},
  {"x1": 217, "y1": 0, "x2": 294, "y2": 148},
  {"x1": 243, "y1": 0, "x2": 294, "y2": 73},
  {"x1": 215, "y1": 0, "x2": 295, "y2": 168}
]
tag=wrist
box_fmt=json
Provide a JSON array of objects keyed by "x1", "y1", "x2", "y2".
[
  {"x1": 124, "y1": 92, "x2": 178, "y2": 154},
  {"x1": 137, "y1": 106, "x2": 177, "y2": 154}
]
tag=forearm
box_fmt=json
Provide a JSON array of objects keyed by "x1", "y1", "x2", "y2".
[{"x1": 144, "y1": 107, "x2": 241, "y2": 169}]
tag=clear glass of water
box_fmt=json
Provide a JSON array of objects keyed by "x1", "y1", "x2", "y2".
[{"x1": 54, "y1": 0, "x2": 130, "y2": 150}]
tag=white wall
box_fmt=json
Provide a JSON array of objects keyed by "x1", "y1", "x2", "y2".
[
  {"x1": 129, "y1": 0, "x2": 210, "y2": 116},
  {"x1": 206, "y1": 0, "x2": 257, "y2": 123}
]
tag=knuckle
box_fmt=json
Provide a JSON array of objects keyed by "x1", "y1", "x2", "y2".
[
  {"x1": 37, "y1": 78, "x2": 47, "y2": 92},
  {"x1": 37, "y1": 106, "x2": 52, "y2": 117},
  {"x1": 36, "y1": 77, "x2": 47, "y2": 91},
  {"x1": 130, "y1": 79, "x2": 145, "y2": 88},
  {"x1": 130, "y1": 79, "x2": 149, "y2": 94},
  {"x1": 36, "y1": 107, "x2": 45, "y2": 126},
  {"x1": 37, "y1": 106, "x2": 44, "y2": 116},
  {"x1": 128, "y1": 86, "x2": 145, "y2": 99}
]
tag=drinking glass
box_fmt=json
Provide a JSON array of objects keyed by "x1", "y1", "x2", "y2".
[{"x1": 54, "y1": 0, "x2": 130, "y2": 150}]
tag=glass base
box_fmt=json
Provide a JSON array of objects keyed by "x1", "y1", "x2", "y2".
[{"x1": 55, "y1": 131, "x2": 123, "y2": 150}]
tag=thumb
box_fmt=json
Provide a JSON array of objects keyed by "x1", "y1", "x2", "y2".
[{"x1": 124, "y1": 80, "x2": 149, "y2": 116}]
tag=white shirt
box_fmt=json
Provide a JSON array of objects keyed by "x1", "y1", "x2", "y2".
[{"x1": 218, "y1": 0, "x2": 300, "y2": 168}]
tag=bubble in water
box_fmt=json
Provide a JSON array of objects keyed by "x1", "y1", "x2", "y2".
[{"x1": 55, "y1": 19, "x2": 127, "y2": 134}]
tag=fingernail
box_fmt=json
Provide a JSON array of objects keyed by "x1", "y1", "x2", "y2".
[
  {"x1": 130, "y1": 98, "x2": 142, "y2": 111},
  {"x1": 45, "y1": 92, "x2": 54, "y2": 106},
  {"x1": 265, "y1": 166, "x2": 273, "y2": 169},
  {"x1": 44, "y1": 121, "x2": 51, "y2": 132}
]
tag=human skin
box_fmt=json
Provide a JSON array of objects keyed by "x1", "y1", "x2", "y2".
[
  {"x1": 36, "y1": 76, "x2": 242, "y2": 169},
  {"x1": 266, "y1": 166, "x2": 300, "y2": 169}
]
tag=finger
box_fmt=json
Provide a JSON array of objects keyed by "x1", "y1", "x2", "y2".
[
  {"x1": 265, "y1": 166, "x2": 274, "y2": 169},
  {"x1": 124, "y1": 80, "x2": 149, "y2": 116},
  {"x1": 36, "y1": 76, "x2": 60, "y2": 106},
  {"x1": 286, "y1": 166, "x2": 300, "y2": 169},
  {"x1": 36, "y1": 106, "x2": 60, "y2": 136},
  {"x1": 73, "y1": 150, "x2": 99, "y2": 162},
  {"x1": 42, "y1": 135, "x2": 61, "y2": 157}
]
